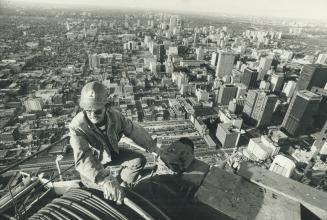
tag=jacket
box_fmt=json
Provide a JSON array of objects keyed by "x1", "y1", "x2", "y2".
[{"x1": 69, "y1": 107, "x2": 156, "y2": 184}]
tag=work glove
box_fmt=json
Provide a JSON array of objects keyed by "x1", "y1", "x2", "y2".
[{"x1": 99, "y1": 176, "x2": 125, "y2": 205}]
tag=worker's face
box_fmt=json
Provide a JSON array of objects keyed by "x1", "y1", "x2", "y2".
[{"x1": 85, "y1": 107, "x2": 106, "y2": 124}]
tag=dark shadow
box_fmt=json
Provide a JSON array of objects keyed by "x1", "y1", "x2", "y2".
[
  {"x1": 134, "y1": 174, "x2": 235, "y2": 220},
  {"x1": 300, "y1": 204, "x2": 321, "y2": 220},
  {"x1": 134, "y1": 164, "x2": 265, "y2": 220}
]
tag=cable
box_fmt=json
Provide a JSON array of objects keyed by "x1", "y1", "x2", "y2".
[
  {"x1": 63, "y1": 191, "x2": 120, "y2": 219},
  {"x1": 53, "y1": 198, "x2": 102, "y2": 220},
  {"x1": 68, "y1": 188, "x2": 128, "y2": 220},
  {"x1": 15, "y1": 144, "x2": 92, "y2": 217}
]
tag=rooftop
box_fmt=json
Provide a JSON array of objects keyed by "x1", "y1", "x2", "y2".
[{"x1": 297, "y1": 90, "x2": 322, "y2": 100}]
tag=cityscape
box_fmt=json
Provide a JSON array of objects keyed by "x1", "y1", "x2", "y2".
[{"x1": 0, "y1": 0, "x2": 327, "y2": 219}]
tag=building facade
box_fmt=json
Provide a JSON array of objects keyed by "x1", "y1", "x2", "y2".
[{"x1": 282, "y1": 90, "x2": 322, "y2": 136}]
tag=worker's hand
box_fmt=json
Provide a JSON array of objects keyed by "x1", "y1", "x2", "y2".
[{"x1": 99, "y1": 177, "x2": 125, "y2": 205}]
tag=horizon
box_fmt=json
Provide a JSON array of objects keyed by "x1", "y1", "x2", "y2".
[{"x1": 4, "y1": 0, "x2": 327, "y2": 22}]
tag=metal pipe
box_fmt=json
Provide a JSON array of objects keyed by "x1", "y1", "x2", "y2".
[
  {"x1": 126, "y1": 189, "x2": 170, "y2": 220},
  {"x1": 55, "y1": 155, "x2": 64, "y2": 182},
  {"x1": 124, "y1": 197, "x2": 154, "y2": 220}
]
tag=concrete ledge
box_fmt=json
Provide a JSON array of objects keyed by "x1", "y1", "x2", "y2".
[
  {"x1": 195, "y1": 167, "x2": 302, "y2": 220},
  {"x1": 238, "y1": 162, "x2": 327, "y2": 219}
]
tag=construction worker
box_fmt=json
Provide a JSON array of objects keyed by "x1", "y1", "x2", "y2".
[{"x1": 69, "y1": 81, "x2": 158, "y2": 205}]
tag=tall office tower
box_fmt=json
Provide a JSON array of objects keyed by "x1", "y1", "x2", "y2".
[
  {"x1": 296, "y1": 64, "x2": 327, "y2": 91},
  {"x1": 316, "y1": 54, "x2": 327, "y2": 65},
  {"x1": 66, "y1": 22, "x2": 70, "y2": 31},
  {"x1": 311, "y1": 87, "x2": 327, "y2": 129},
  {"x1": 215, "y1": 51, "x2": 235, "y2": 78},
  {"x1": 169, "y1": 16, "x2": 177, "y2": 32},
  {"x1": 173, "y1": 72, "x2": 188, "y2": 89},
  {"x1": 216, "y1": 123, "x2": 241, "y2": 148},
  {"x1": 196, "y1": 47, "x2": 204, "y2": 60},
  {"x1": 176, "y1": 16, "x2": 183, "y2": 29},
  {"x1": 88, "y1": 53, "x2": 99, "y2": 69},
  {"x1": 83, "y1": 22, "x2": 86, "y2": 38},
  {"x1": 217, "y1": 84, "x2": 238, "y2": 106},
  {"x1": 258, "y1": 56, "x2": 273, "y2": 80},
  {"x1": 282, "y1": 90, "x2": 322, "y2": 136},
  {"x1": 211, "y1": 52, "x2": 218, "y2": 66},
  {"x1": 243, "y1": 90, "x2": 278, "y2": 127},
  {"x1": 270, "y1": 73, "x2": 284, "y2": 92},
  {"x1": 241, "y1": 67, "x2": 258, "y2": 89},
  {"x1": 243, "y1": 90, "x2": 258, "y2": 119},
  {"x1": 312, "y1": 121, "x2": 327, "y2": 161},
  {"x1": 193, "y1": 33, "x2": 198, "y2": 47},
  {"x1": 149, "y1": 42, "x2": 159, "y2": 56},
  {"x1": 251, "y1": 93, "x2": 278, "y2": 127},
  {"x1": 158, "y1": 44, "x2": 166, "y2": 64},
  {"x1": 282, "y1": 81, "x2": 297, "y2": 98},
  {"x1": 144, "y1": 35, "x2": 151, "y2": 46}
]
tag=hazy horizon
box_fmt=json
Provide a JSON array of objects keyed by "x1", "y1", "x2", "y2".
[{"x1": 4, "y1": 0, "x2": 327, "y2": 22}]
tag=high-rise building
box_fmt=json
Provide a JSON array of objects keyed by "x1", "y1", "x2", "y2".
[
  {"x1": 169, "y1": 16, "x2": 177, "y2": 32},
  {"x1": 211, "y1": 52, "x2": 218, "y2": 66},
  {"x1": 172, "y1": 72, "x2": 188, "y2": 89},
  {"x1": 228, "y1": 98, "x2": 245, "y2": 114},
  {"x1": 149, "y1": 42, "x2": 159, "y2": 56},
  {"x1": 144, "y1": 36, "x2": 151, "y2": 46},
  {"x1": 243, "y1": 90, "x2": 258, "y2": 120},
  {"x1": 258, "y1": 56, "x2": 273, "y2": 80},
  {"x1": 216, "y1": 123, "x2": 240, "y2": 148},
  {"x1": 270, "y1": 73, "x2": 284, "y2": 92},
  {"x1": 282, "y1": 81, "x2": 297, "y2": 98},
  {"x1": 193, "y1": 33, "x2": 198, "y2": 47},
  {"x1": 259, "y1": 81, "x2": 270, "y2": 90},
  {"x1": 215, "y1": 51, "x2": 235, "y2": 78},
  {"x1": 88, "y1": 53, "x2": 100, "y2": 69},
  {"x1": 235, "y1": 83, "x2": 247, "y2": 98},
  {"x1": 316, "y1": 54, "x2": 327, "y2": 65},
  {"x1": 217, "y1": 84, "x2": 238, "y2": 106},
  {"x1": 158, "y1": 44, "x2": 166, "y2": 64},
  {"x1": 243, "y1": 90, "x2": 278, "y2": 127},
  {"x1": 241, "y1": 68, "x2": 258, "y2": 89},
  {"x1": 196, "y1": 47, "x2": 204, "y2": 61},
  {"x1": 252, "y1": 93, "x2": 278, "y2": 127},
  {"x1": 296, "y1": 64, "x2": 327, "y2": 91},
  {"x1": 311, "y1": 87, "x2": 327, "y2": 129},
  {"x1": 282, "y1": 90, "x2": 322, "y2": 136}
]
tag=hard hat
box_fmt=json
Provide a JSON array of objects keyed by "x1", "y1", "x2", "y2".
[{"x1": 79, "y1": 81, "x2": 108, "y2": 110}]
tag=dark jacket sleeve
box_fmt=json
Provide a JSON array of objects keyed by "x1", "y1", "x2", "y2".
[{"x1": 119, "y1": 113, "x2": 157, "y2": 153}]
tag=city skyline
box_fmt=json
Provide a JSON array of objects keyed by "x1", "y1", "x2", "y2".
[
  {"x1": 0, "y1": 2, "x2": 327, "y2": 219},
  {"x1": 6, "y1": 0, "x2": 327, "y2": 21}
]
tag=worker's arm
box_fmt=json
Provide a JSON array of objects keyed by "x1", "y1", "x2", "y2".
[
  {"x1": 69, "y1": 127, "x2": 108, "y2": 184},
  {"x1": 119, "y1": 113, "x2": 158, "y2": 154}
]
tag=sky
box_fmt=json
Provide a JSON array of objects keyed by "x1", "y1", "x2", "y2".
[{"x1": 5, "y1": 0, "x2": 327, "y2": 21}]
